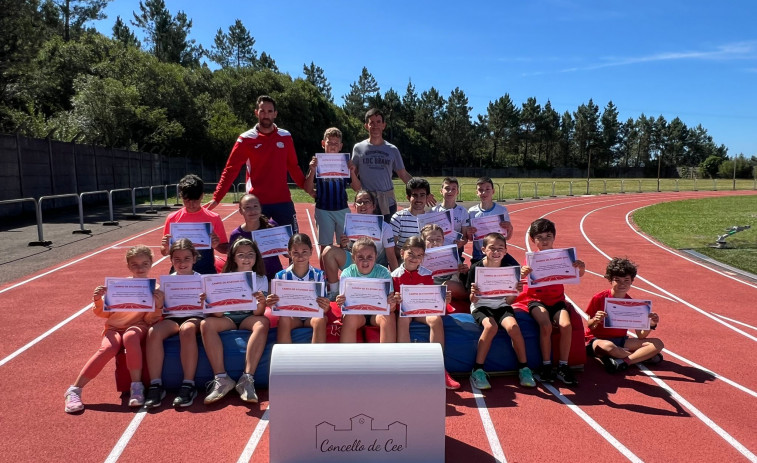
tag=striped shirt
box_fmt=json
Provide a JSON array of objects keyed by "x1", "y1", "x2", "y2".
[
  {"x1": 390, "y1": 208, "x2": 422, "y2": 250},
  {"x1": 274, "y1": 264, "x2": 326, "y2": 296},
  {"x1": 314, "y1": 177, "x2": 351, "y2": 211}
]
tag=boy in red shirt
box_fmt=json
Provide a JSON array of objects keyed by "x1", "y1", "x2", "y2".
[{"x1": 585, "y1": 257, "x2": 663, "y2": 373}]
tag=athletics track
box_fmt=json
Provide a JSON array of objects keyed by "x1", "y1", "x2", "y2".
[{"x1": 1, "y1": 191, "x2": 756, "y2": 463}]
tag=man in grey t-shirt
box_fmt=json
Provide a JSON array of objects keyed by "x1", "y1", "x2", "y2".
[{"x1": 351, "y1": 108, "x2": 434, "y2": 222}]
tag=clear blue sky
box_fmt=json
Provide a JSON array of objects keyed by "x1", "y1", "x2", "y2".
[{"x1": 94, "y1": 0, "x2": 757, "y2": 158}]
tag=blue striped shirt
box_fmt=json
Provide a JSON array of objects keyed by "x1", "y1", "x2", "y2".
[
  {"x1": 314, "y1": 178, "x2": 351, "y2": 211},
  {"x1": 274, "y1": 265, "x2": 326, "y2": 296}
]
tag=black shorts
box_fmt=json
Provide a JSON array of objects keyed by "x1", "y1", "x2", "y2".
[
  {"x1": 472, "y1": 305, "x2": 515, "y2": 326},
  {"x1": 226, "y1": 312, "x2": 254, "y2": 328},
  {"x1": 164, "y1": 316, "x2": 202, "y2": 327},
  {"x1": 528, "y1": 300, "x2": 568, "y2": 319},
  {"x1": 586, "y1": 336, "x2": 628, "y2": 357}
]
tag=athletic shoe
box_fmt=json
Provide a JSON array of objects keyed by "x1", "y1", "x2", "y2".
[
  {"x1": 470, "y1": 368, "x2": 491, "y2": 390},
  {"x1": 128, "y1": 383, "x2": 145, "y2": 407},
  {"x1": 236, "y1": 373, "x2": 258, "y2": 403},
  {"x1": 173, "y1": 383, "x2": 197, "y2": 407},
  {"x1": 538, "y1": 364, "x2": 555, "y2": 383},
  {"x1": 556, "y1": 364, "x2": 578, "y2": 385},
  {"x1": 444, "y1": 371, "x2": 461, "y2": 390},
  {"x1": 518, "y1": 367, "x2": 536, "y2": 387},
  {"x1": 64, "y1": 387, "x2": 84, "y2": 413},
  {"x1": 144, "y1": 384, "x2": 165, "y2": 409},
  {"x1": 603, "y1": 357, "x2": 628, "y2": 374},
  {"x1": 643, "y1": 353, "x2": 664, "y2": 365},
  {"x1": 204, "y1": 375, "x2": 235, "y2": 405}
]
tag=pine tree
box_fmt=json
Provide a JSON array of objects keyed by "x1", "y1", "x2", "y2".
[
  {"x1": 210, "y1": 19, "x2": 256, "y2": 68},
  {"x1": 112, "y1": 15, "x2": 140, "y2": 48},
  {"x1": 303, "y1": 61, "x2": 332, "y2": 101}
]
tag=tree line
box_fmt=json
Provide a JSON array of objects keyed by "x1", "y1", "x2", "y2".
[{"x1": 2, "y1": 0, "x2": 754, "y2": 178}]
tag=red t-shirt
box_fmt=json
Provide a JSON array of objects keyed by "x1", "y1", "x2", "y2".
[
  {"x1": 584, "y1": 288, "x2": 631, "y2": 341},
  {"x1": 213, "y1": 125, "x2": 306, "y2": 205},
  {"x1": 391, "y1": 264, "x2": 434, "y2": 289}
]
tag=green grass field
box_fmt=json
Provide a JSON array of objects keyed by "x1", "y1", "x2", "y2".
[{"x1": 633, "y1": 195, "x2": 757, "y2": 275}]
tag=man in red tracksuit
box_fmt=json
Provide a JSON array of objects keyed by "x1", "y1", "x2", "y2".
[{"x1": 206, "y1": 95, "x2": 307, "y2": 232}]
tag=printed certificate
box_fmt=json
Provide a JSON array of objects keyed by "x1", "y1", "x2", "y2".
[
  {"x1": 470, "y1": 214, "x2": 509, "y2": 240},
  {"x1": 343, "y1": 213, "x2": 383, "y2": 242},
  {"x1": 422, "y1": 245, "x2": 460, "y2": 277},
  {"x1": 475, "y1": 266, "x2": 521, "y2": 297},
  {"x1": 160, "y1": 274, "x2": 203, "y2": 315},
  {"x1": 604, "y1": 298, "x2": 652, "y2": 330},
  {"x1": 525, "y1": 248, "x2": 580, "y2": 288},
  {"x1": 315, "y1": 153, "x2": 350, "y2": 178},
  {"x1": 339, "y1": 277, "x2": 392, "y2": 315},
  {"x1": 417, "y1": 210, "x2": 454, "y2": 240},
  {"x1": 202, "y1": 271, "x2": 257, "y2": 313},
  {"x1": 252, "y1": 225, "x2": 293, "y2": 257},
  {"x1": 170, "y1": 222, "x2": 211, "y2": 248},
  {"x1": 400, "y1": 285, "x2": 447, "y2": 317},
  {"x1": 270, "y1": 280, "x2": 325, "y2": 318},
  {"x1": 103, "y1": 277, "x2": 156, "y2": 312}
]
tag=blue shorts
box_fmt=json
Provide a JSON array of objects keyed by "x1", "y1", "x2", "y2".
[{"x1": 262, "y1": 202, "x2": 298, "y2": 234}]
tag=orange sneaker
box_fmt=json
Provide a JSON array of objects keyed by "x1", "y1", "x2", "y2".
[{"x1": 444, "y1": 371, "x2": 461, "y2": 390}]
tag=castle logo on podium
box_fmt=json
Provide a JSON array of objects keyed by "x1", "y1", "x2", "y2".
[{"x1": 315, "y1": 414, "x2": 408, "y2": 454}]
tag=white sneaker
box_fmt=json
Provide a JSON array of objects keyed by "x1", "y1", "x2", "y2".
[
  {"x1": 204, "y1": 375, "x2": 236, "y2": 405},
  {"x1": 236, "y1": 373, "x2": 258, "y2": 403}
]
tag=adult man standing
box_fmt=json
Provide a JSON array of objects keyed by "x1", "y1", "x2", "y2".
[
  {"x1": 351, "y1": 108, "x2": 434, "y2": 223},
  {"x1": 206, "y1": 95, "x2": 306, "y2": 232}
]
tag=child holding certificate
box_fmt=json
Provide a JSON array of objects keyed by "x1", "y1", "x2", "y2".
[
  {"x1": 160, "y1": 174, "x2": 229, "y2": 274},
  {"x1": 304, "y1": 127, "x2": 362, "y2": 247},
  {"x1": 518, "y1": 218, "x2": 584, "y2": 385},
  {"x1": 390, "y1": 177, "x2": 430, "y2": 260},
  {"x1": 144, "y1": 239, "x2": 204, "y2": 408},
  {"x1": 228, "y1": 193, "x2": 284, "y2": 281},
  {"x1": 467, "y1": 176, "x2": 513, "y2": 264},
  {"x1": 64, "y1": 245, "x2": 163, "y2": 413},
  {"x1": 585, "y1": 258, "x2": 663, "y2": 373},
  {"x1": 421, "y1": 224, "x2": 469, "y2": 301},
  {"x1": 336, "y1": 237, "x2": 399, "y2": 343},
  {"x1": 465, "y1": 233, "x2": 533, "y2": 390},
  {"x1": 391, "y1": 236, "x2": 460, "y2": 390},
  {"x1": 321, "y1": 190, "x2": 399, "y2": 299},
  {"x1": 267, "y1": 233, "x2": 331, "y2": 343},
  {"x1": 201, "y1": 239, "x2": 269, "y2": 405},
  {"x1": 430, "y1": 177, "x2": 469, "y2": 257}
]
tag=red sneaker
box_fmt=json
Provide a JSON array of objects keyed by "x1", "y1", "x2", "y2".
[{"x1": 444, "y1": 371, "x2": 461, "y2": 390}]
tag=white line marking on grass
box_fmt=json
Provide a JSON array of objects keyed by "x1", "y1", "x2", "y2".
[
  {"x1": 103, "y1": 408, "x2": 149, "y2": 463},
  {"x1": 637, "y1": 365, "x2": 757, "y2": 462},
  {"x1": 711, "y1": 313, "x2": 757, "y2": 331},
  {"x1": 236, "y1": 406, "x2": 271, "y2": 463},
  {"x1": 578, "y1": 204, "x2": 757, "y2": 343},
  {"x1": 471, "y1": 385, "x2": 507, "y2": 463},
  {"x1": 541, "y1": 382, "x2": 642, "y2": 462}
]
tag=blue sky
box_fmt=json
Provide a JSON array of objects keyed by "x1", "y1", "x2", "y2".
[{"x1": 94, "y1": 1, "x2": 757, "y2": 158}]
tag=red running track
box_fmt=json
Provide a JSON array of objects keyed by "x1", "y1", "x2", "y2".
[{"x1": 0, "y1": 192, "x2": 755, "y2": 462}]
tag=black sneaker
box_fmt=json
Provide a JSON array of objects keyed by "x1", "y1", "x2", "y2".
[
  {"x1": 556, "y1": 364, "x2": 578, "y2": 385},
  {"x1": 538, "y1": 364, "x2": 555, "y2": 382},
  {"x1": 643, "y1": 353, "x2": 664, "y2": 365},
  {"x1": 173, "y1": 383, "x2": 197, "y2": 407},
  {"x1": 144, "y1": 384, "x2": 165, "y2": 409}
]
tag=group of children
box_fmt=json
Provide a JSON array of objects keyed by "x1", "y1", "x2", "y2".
[{"x1": 63, "y1": 128, "x2": 664, "y2": 414}]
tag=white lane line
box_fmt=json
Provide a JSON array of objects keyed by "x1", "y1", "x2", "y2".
[
  {"x1": 236, "y1": 407, "x2": 271, "y2": 463},
  {"x1": 624, "y1": 208, "x2": 757, "y2": 291},
  {"x1": 306, "y1": 208, "x2": 321, "y2": 259},
  {"x1": 711, "y1": 313, "x2": 757, "y2": 331},
  {"x1": 637, "y1": 365, "x2": 757, "y2": 462},
  {"x1": 578, "y1": 202, "x2": 757, "y2": 343},
  {"x1": 103, "y1": 408, "x2": 149, "y2": 463},
  {"x1": 471, "y1": 385, "x2": 507, "y2": 463},
  {"x1": 541, "y1": 382, "x2": 642, "y2": 462}
]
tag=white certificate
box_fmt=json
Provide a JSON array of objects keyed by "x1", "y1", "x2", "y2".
[
  {"x1": 475, "y1": 266, "x2": 521, "y2": 297},
  {"x1": 270, "y1": 280, "x2": 325, "y2": 318},
  {"x1": 202, "y1": 271, "x2": 257, "y2": 313},
  {"x1": 103, "y1": 277, "x2": 156, "y2": 312},
  {"x1": 252, "y1": 225, "x2": 293, "y2": 257},
  {"x1": 343, "y1": 213, "x2": 383, "y2": 242},
  {"x1": 422, "y1": 245, "x2": 460, "y2": 277},
  {"x1": 604, "y1": 298, "x2": 652, "y2": 330},
  {"x1": 339, "y1": 277, "x2": 392, "y2": 316},
  {"x1": 160, "y1": 274, "x2": 203, "y2": 315},
  {"x1": 470, "y1": 214, "x2": 509, "y2": 240},
  {"x1": 417, "y1": 210, "x2": 454, "y2": 241},
  {"x1": 170, "y1": 222, "x2": 212, "y2": 249},
  {"x1": 400, "y1": 285, "x2": 447, "y2": 317},
  {"x1": 315, "y1": 153, "x2": 350, "y2": 178},
  {"x1": 525, "y1": 248, "x2": 580, "y2": 288}
]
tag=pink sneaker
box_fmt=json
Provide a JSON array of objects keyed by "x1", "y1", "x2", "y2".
[
  {"x1": 444, "y1": 371, "x2": 461, "y2": 390},
  {"x1": 64, "y1": 387, "x2": 84, "y2": 413}
]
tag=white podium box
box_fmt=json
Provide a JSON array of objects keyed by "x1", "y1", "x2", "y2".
[{"x1": 269, "y1": 344, "x2": 445, "y2": 463}]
